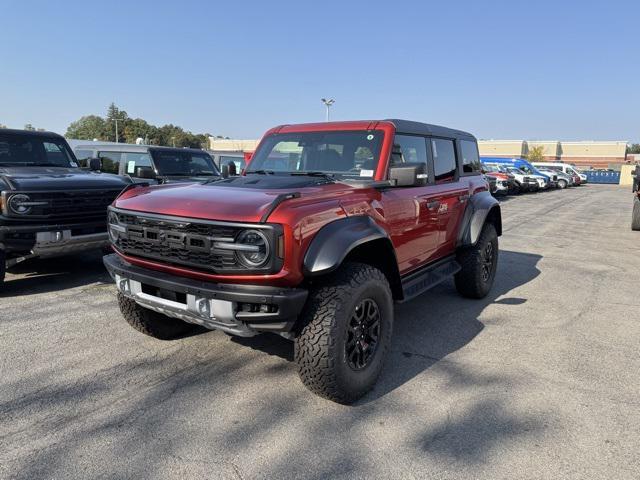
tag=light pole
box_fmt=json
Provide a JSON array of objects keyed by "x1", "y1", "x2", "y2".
[{"x1": 321, "y1": 98, "x2": 335, "y2": 122}]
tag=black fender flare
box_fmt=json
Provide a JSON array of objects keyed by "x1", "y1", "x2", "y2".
[
  {"x1": 303, "y1": 216, "x2": 393, "y2": 277},
  {"x1": 457, "y1": 191, "x2": 502, "y2": 247}
]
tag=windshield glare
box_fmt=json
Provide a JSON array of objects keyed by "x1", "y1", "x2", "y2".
[
  {"x1": 248, "y1": 130, "x2": 384, "y2": 178},
  {"x1": 151, "y1": 151, "x2": 219, "y2": 176},
  {"x1": 0, "y1": 134, "x2": 75, "y2": 167}
]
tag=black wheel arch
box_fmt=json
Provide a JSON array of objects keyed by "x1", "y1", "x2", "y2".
[
  {"x1": 457, "y1": 190, "x2": 502, "y2": 247},
  {"x1": 303, "y1": 216, "x2": 402, "y2": 300}
]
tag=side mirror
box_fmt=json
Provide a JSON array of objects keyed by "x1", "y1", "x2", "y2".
[
  {"x1": 389, "y1": 162, "x2": 428, "y2": 187},
  {"x1": 227, "y1": 162, "x2": 237, "y2": 176},
  {"x1": 134, "y1": 166, "x2": 156, "y2": 179},
  {"x1": 89, "y1": 158, "x2": 102, "y2": 171},
  {"x1": 221, "y1": 164, "x2": 230, "y2": 179}
]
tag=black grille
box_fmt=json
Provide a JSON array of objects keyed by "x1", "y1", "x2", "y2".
[
  {"x1": 10, "y1": 189, "x2": 123, "y2": 218},
  {"x1": 113, "y1": 212, "x2": 246, "y2": 273}
]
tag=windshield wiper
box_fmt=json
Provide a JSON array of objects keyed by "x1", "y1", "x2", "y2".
[
  {"x1": 288, "y1": 171, "x2": 336, "y2": 181},
  {"x1": 245, "y1": 169, "x2": 275, "y2": 175}
]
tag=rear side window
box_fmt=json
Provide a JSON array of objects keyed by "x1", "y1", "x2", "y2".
[
  {"x1": 460, "y1": 140, "x2": 481, "y2": 173},
  {"x1": 75, "y1": 149, "x2": 93, "y2": 160},
  {"x1": 392, "y1": 135, "x2": 428, "y2": 167},
  {"x1": 431, "y1": 138, "x2": 457, "y2": 181},
  {"x1": 98, "y1": 151, "x2": 123, "y2": 174}
]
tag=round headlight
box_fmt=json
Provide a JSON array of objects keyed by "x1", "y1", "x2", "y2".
[
  {"x1": 108, "y1": 211, "x2": 122, "y2": 242},
  {"x1": 235, "y1": 229, "x2": 270, "y2": 268},
  {"x1": 9, "y1": 194, "x2": 32, "y2": 215}
]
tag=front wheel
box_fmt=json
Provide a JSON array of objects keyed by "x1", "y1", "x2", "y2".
[
  {"x1": 455, "y1": 223, "x2": 499, "y2": 299},
  {"x1": 294, "y1": 262, "x2": 394, "y2": 404},
  {"x1": 0, "y1": 250, "x2": 5, "y2": 286},
  {"x1": 117, "y1": 293, "x2": 197, "y2": 339},
  {"x1": 557, "y1": 179, "x2": 567, "y2": 189},
  {"x1": 632, "y1": 197, "x2": 640, "y2": 231}
]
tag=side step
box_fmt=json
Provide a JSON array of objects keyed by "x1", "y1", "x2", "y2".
[{"x1": 400, "y1": 256, "x2": 461, "y2": 302}]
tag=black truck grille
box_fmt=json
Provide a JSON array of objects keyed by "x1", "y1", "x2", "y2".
[
  {"x1": 9, "y1": 189, "x2": 124, "y2": 218},
  {"x1": 113, "y1": 212, "x2": 245, "y2": 272}
]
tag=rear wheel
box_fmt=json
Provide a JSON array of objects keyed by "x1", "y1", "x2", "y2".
[
  {"x1": 117, "y1": 293, "x2": 197, "y2": 339},
  {"x1": 632, "y1": 197, "x2": 640, "y2": 231},
  {"x1": 294, "y1": 262, "x2": 393, "y2": 404},
  {"x1": 557, "y1": 179, "x2": 567, "y2": 189},
  {"x1": 455, "y1": 223, "x2": 499, "y2": 299}
]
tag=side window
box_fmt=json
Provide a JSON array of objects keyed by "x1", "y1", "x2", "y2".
[
  {"x1": 122, "y1": 152, "x2": 152, "y2": 175},
  {"x1": 98, "y1": 151, "x2": 123, "y2": 174},
  {"x1": 431, "y1": 138, "x2": 457, "y2": 181},
  {"x1": 392, "y1": 135, "x2": 427, "y2": 167},
  {"x1": 460, "y1": 140, "x2": 481, "y2": 173},
  {"x1": 75, "y1": 149, "x2": 93, "y2": 160}
]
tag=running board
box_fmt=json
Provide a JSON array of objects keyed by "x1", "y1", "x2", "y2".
[{"x1": 400, "y1": 256, "x2": 461, "y2": 302}]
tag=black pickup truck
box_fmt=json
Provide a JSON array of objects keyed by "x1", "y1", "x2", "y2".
[{"x1": 0, "y1": 129, "x2": 130, "y2": 285}]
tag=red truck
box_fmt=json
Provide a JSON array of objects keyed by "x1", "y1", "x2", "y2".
[{"x1": 104, "y1": 120, "x2": 502, "y2": 403}]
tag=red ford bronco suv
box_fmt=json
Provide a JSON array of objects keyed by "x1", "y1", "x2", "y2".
[{"x1": 104, "y1": 120, "x2": 502, "y2": 403}]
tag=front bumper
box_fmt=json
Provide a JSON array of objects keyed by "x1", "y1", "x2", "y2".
[
  {"x1": 104, "y1": 254, "x2": 308, "y2": 337},
  {"x1": 0, "y1": 220, "x2": 108, "y2": 257}
]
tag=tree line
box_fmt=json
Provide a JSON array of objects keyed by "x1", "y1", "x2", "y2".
[{"x1": 64, "y1": 103, "x2": 228, "y2": 149}]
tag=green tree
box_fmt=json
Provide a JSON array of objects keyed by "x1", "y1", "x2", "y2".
[
  {"x1": 526, "y1": 145, "x2": 546, "y2": 162},
  {"x1": 627, "y1": 143, "x2": 640, "y2": 154},
  {"x1": 66, "y1": 115, "x2": 107, "y2": 140}
]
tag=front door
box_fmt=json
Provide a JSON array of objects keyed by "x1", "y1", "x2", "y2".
[{"x1": 380, "y1": 134, "x2": 440, "y2": 274}]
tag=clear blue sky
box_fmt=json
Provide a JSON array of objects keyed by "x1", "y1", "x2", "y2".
[{"x1": 1, "y1": 0, "x2": 638, "y2": 142}]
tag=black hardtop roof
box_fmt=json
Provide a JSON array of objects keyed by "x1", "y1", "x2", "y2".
[
  {"x1": 73, "y1": 142, "x2": 208, "y2": 154},
  {"x1": 0, "y1": 128, "x2": 65, "y2": 139},
  {"x1": 385, "y1": 119, "x2": 476, "y2": 140}
]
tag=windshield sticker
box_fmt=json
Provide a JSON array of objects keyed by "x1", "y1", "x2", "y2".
[
  {"x1": 70, "y1": 161, "x2": 78, "y2": 167},
  {"x1": 360, "y1": 169, "x2": 374, "y2": 177},
  {"x1": 367, "y1": 134, "x2": 374, "y2": 141},
  {"x1": 127, "y1": 161, "x2": 136, "y2": 174}
]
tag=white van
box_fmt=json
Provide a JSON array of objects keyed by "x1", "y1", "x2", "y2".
[{"x1": 531, "y1": 162, "x2": 588, "y2": 184}]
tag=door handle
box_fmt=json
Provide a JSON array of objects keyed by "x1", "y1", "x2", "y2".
[
  {"x1": 458, "y1": 194, "x2": 470, "y2": 202},
  {"x1": 425, "y1": 200, "x2": 440, "y2": 210}
]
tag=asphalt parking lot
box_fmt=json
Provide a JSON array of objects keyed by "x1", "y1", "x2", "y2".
[{"x1": 1, "y1": 185, "x2": 638, "y2": 479}]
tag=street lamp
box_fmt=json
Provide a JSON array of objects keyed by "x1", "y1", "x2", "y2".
[{"x1": 321, "y1": 98, "x2": 335, "y2": 122}]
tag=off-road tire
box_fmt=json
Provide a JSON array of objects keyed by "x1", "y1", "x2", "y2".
[
  {"x1": 455, "y1": 223, "x2": 499, "y2": 299},
  {"x1": 632, "y1": 197, "x2": 640, "y2": 231},
  {"x1": 557, "y1": 179, "x2": 568, "y2": 189},
  {"x1": 117, "y1": 293, "x2": 196, "y2": 340},
  {"x1": 294, "y1": 262, "x2": 394, "y2": 404}
]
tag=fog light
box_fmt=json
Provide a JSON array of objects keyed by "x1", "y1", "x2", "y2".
[
  {"x1": 195, "y1": 298, "x2": 211, "y2": 317},
  {"x1": 118, "y1": 278, "x2": 131, "y2": 295}
]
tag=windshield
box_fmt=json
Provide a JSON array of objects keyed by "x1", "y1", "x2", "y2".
[
  {"x1": 150, "y1": 150, "x2": 219, "y2": 177},
  {"x1": 506, "y1": 167, "x2": 526, "y2": 175},
  {"x1": 0, "y1": 134, "x2": 76, "y2": 167},
  {"x1": 247, "y1": 130, "x2": 384, "y2": 178}
]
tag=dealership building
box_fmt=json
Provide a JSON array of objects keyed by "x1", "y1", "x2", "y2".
[{"x1": 478, "y1": 140, "x2": 628, "y2": 168}]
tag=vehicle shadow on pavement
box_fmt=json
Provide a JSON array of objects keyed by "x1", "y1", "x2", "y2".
[
  {"x1": 229, "y1": 249, "x2": 542, "y2": 403},
  {"x1": 0, "y1": 251, "x2": 110, "y2": 298},
  {"x1": 365, "y1": 249, "x2": 542, "y2": 403}
]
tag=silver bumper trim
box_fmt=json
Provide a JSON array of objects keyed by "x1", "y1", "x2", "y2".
[
  {"x1": 31, "y1": 230, "x2": 109, "y2": 257},
  {"x1": 115, "y1": 274, "x2": 256, "y2": 337}
]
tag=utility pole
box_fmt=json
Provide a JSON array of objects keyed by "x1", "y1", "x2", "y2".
[
  {"x1": 113, "y1": 118, "x2": 123, "y2": 143},
  {"x1": 321, "y1": 98, "x2": 335, "y2": 122}
]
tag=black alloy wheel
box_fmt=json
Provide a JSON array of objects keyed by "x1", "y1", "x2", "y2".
[{"x1": 345, "y1": 298, "x2": 381, "y2": 370}]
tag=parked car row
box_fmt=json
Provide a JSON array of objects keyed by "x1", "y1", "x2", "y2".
[{"x1": 481, "y1": 157, "x2": 587, "y2": 196}]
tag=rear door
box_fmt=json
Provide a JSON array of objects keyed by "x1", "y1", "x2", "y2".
[{"x1": 428, "y1": 137, "x2": 470, "y2": 257}]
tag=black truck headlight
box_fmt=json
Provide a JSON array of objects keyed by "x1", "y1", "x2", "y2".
[
  {"x1": 234, "y1": 229, "x2": 270, "y2": 268},
  {"x1": 7, "y1": 193, "x2": 34, "y2": 215}
]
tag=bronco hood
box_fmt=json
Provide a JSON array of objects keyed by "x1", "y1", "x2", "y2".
[
  {"x1": 0, "y1": 166, "x2": 129, "y2": 191},
  {"x1": 113, "y1": 175, "x2": 366, "y2": 223}
]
